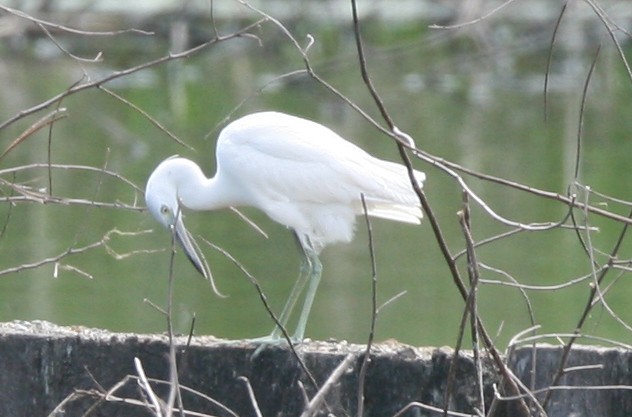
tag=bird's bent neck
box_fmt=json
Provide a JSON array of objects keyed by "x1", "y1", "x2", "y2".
[{"x1": 176, "y1": 172, "x2": 226, "y2": 211}]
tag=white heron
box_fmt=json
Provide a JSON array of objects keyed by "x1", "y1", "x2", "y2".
[{"x1": 145, "y1": 111, "x2": 425, "y2": 342}]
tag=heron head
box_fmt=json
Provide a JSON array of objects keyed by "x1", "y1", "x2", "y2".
[{"x1": 145, "y1": 157, "x2": 211, "y2": 282}]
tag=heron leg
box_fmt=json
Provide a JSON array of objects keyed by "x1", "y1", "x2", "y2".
[
  {"x1": 292, "y1": 247, "x2": 322, "y2": 341},
  {"x1": 251, "y1": 233, "x2": 321, "y2": 349},
  {"x1": 268, "y1": 256, "x2": 310, "y2": 339}
]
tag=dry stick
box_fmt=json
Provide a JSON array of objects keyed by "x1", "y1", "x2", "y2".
[
  {"x1": 544, "y1": 1, "x2": 568, "y2": 122},
  {"x1": 107, "y1": 377, "x2": 227, "y2": 417},
  {"x1": 443, "y1": 212, "x2": 474, "y2": 417},
  {"x1": 443, "y1": 205, "x2": 486, "y2": 417},
  {"x1": 36, "y1": 21, "x2": 103, "y2": 63},
  {"x1": 0, "y1": 4, "x2": 153, "y2": 36},
  {"x1": 0, "y1": 189, "x2": 141, "y2": 211},
  {"x1": 246, "y1": 4, "x2": 568, "y2": 413},
  {"x1": 477, "y1": 262, "x2": 539, "y2": 404},
  {"x1": 0, "y1": 108, "x2": 67, "y2": 162},
  {"x1": 301, "y1": 353, "x2": 357, "y2": 417},
  {"x1": 0, "y1": 162, "x2": 144, "y2": 211},
  {"x1": 67, "y1": 151, "x2": 112, "y2": 247},
  {"x1": 540, "y1": 44, "x2": 619, "y2": 411},
  {"x1": 208, "y1": 68, "x2": 307, "y2": 141},
  {"x1": 41, "y1": 152, "x2": 117, "y2": 280},
  {"x1": 0, "y1": 18, "x2": 266, "y2": 132},
  {"x1": 418, "y1": 147, "x2": 632, "y2": 227},
  {"x1": 451, "y1": 198, "x2": 582, "y2": 261},
  {"x1": 0, "y1": 173, "x2": 14, "y2": 239},
  {"x1": 512, "y1": 332, "x2": 632, "y2": 350},
  {"x1": 357, "y1": 194, "x2": 378, "y2": 417},
  {"x1": 166, "y1": 211, "x2": 186, "y2": 417},
  {"x1": 99, "y1": 86, "x2": 192, "y2": 149},
  {"x1": 136, "y1": 375, "x2": 240, "y2": 417},
  {"x1": 462, "y1": 197, "x2": 485, "y2": 416},
  {"x1": 569, "y1": 46, "x2": 602, "y2": 259},
  {"x1": 324, "y1": 5, "x2": 622, "y2": 232},
  {"x1": 541, "y1": 209, "x2": 632, "y2": 410},
  {"x1": 347, "y1": 0, "x2": 530, "y2": 415},
  {"x1": 585, "y1": 0, "x2": 632, "y2": 83},
  {"x1": 46, "y1": 101, "x2": 66, "y2": 195},
  {"x1": 0, "y1": 163, "x2": 143, "y2": 193},
  {"x1": 238, "y1": 377, "x2": 264, "y2": 417},
  {"x1": 245, "y1": 0, "x2": 629, "y2": 231},
  {"x1": 574, "y1": 45, "x2": 600, "y2": 180},
  {"x1": 134, "y1": 358, "x2": 164, "y2": 417},
  {"x1": 200, "y1": 238, "x2": 323, "y2": 394},
  {"x1": 393, "y1": 401, "x2": 478, "y2": 417},
  {"x1": 0, "y1": 228, "x2": 130, "y2": 276},
  {"x1": 428, "y1": 0, "x2": 518, "y2": 30},
  {"x1": 47, "y1": 389, "x2": 104, "y2": 417}
]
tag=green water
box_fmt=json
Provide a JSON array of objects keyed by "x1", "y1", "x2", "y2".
[{"x1": 1, "y1": 16, "x2": 632, "y2": 349}]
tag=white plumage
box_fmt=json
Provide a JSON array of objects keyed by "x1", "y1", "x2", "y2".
[{"x1": 145, "y1": 111, "x2": 425, "y2": 341}]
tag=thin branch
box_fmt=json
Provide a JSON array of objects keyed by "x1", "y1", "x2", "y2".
[
  {"x1": 134, "y1": 358, "x2": 164, "y2": 417},
  {"x1": 99, "y1": 86, "x2": 193, "y2": 150},
  {"x1": 544, "y1": 2, "x2": 568, "y2": 122},
  {"x1": 238, "y1": 377, "x2": 264, "y2": 417},
  {"x1": 0, "y1": 228, "x2": 148, "y2": 277},
  {"x1": 349, "y1": 1, "x2": 531, "y2": 414},
  {"x1": 357, "y1": 194, "x2": 377, "y2": 417},
  {"x1": 0, "y1": 5, "x2": 154, "y2": 36},
  {"x1": 429, "y1": 0, "x2": 520, "y2": 30},
  {"x1": 542, "y1": 203, "x2": 632, "y2": 409},
  {"x1": 199, "y1": 238, "x2": 322, "y2": 392},
  {"x1": 300, "y1": 353, "x2": 357, "y2": 417},
  {"x1": 0, "y1": 108, "x2": 67, "y2": 162},
  {"x1": 0, "y1": 18, "x2": 266, "y2": 131}
]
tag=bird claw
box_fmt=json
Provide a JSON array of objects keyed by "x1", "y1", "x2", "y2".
[{"x1": 248, "y1": 333, "x2": 303, "y2": 359}]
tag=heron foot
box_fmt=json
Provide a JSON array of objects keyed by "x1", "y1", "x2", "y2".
[{"x1": 248, "y1": 332, "x2": 304, "y2": 359}]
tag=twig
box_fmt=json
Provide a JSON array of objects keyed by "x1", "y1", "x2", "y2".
[
  {"x1": 166, "y1": 207, "x2": 185, "y2": 417},
  {"x1": 348, "y1": 1, "x2": 531, "y2": 415},
  {"x1": 0, "y1": 162, "x2": 143, "y2": 192},
  {"x1": 135, "y1": 358, "x2": 165, "y2": 416},
  {"x1": 542, "y1": 206, "x2": 632, "y2": 409},
  {"x1": 0, "y1": 5, "x2": 154, "y2": 36},
  {"x1": 36, "y1": 21, "x2": 103, "y2": 63},
  {"x1": 392, "y1": 401, "x2": 479, "y2": 417},
  {"x1": 462, "y1": 197, "x2": 485, "y2": 415},
  {"x1": 544, "y1": 2, "x2": 568, "y2": 122},
  {"x1": 238, "y1": 377, "x2": 264, "y2": 417},
  {"x1": 509, "y1": 331, "x2": 632, "y2": 350},
  {"x1": 229, "y1": 207, "x2": 269, "y2": 239},
  {"x1": 357, "y1": 194, "x2": 377, "y2": 417},
  {"x1": 300, "y1": 353, "x2": 357, "y2": 417},
  {"x1": 200, "y1": 237, "x2": 322, "y2": 392},
  {"x1": 429, "y1": 0, "x2": 519, "y2": 30},
  {"x1": 0, "y1": 228, "x2": 147, "y2": 277},
  {"x1": 0, "y1": 18, "x2": 266, "y2": 131},
  {"x1": 0, "y1": 108, "x2": 67, "y2": 162},
  {"x1": 99, "y1": 86, "x2": 193, "y2": 150}
]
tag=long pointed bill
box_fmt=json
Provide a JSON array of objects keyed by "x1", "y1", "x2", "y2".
[{"x1": 173, "y1": 214, "x2": 226, "y2": 298}]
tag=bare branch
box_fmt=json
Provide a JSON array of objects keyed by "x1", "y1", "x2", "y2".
[
  {"x1": 0, "y1": 5, "x2": 154, "y2": 36},
  {"x1": 0, "y1": 18, "x2": 267, "y2": 132}
]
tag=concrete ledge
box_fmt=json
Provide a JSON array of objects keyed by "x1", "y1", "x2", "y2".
[
  {"x1": 0, "y1": 321, "x2": 495, "y2": 417},
  {"x1": 1, "y1": 321, "x2": 632, "y2": 416},
  {"x1": 508, "y1": 343, "x2": 632, "y2": 417}
]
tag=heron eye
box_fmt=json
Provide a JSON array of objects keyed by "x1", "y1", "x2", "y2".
[{"x1": 160, "y1": 205, "x2": 170, "y2": 215}]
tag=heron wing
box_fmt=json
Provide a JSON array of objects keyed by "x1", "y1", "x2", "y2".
[{"x1": 217, "y1": 112, "x2": 424, "y2": 221}]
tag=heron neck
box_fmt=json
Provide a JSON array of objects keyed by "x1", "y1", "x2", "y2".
[{"x1": 178, "y1": 175, "x2": 231, "y2": 211}]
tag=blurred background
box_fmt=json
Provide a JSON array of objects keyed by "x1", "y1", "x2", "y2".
[{"x1": 1, "y1": 0, "x2": 632, "y2": 348}]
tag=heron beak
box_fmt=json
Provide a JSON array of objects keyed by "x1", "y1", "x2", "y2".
[
  {"x1": 173, "y1": 215, "x2": 209, "y2": 280},
  {"x1": 171, "y1": 211, "x2": 226, "y2": 298}
]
